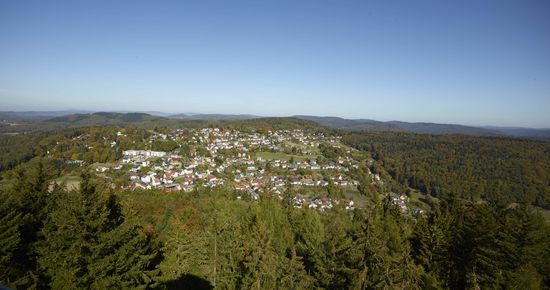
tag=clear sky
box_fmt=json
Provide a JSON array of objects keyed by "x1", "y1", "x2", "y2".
[{"x1": 1, "y1": 0, "x2": 549, "y2": 127}]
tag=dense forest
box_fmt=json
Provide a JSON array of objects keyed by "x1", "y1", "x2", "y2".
[
  {"x1": 1, "y1": 113, "x2": 325, "y2": 134},
  {"x1": 0, "y1": 132, "x2": 49, "y2": 172},
  {"x1": 343, "y1": 132, "x2": 550, "y2": 209},
  {"x1": 1, "y1": 122, "x2": 550, "y2": 289},
  {"x1": 1, "y1": 159, "x2": 549, "y2": 289}
]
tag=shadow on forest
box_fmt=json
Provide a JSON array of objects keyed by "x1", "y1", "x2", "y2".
[
  {"x1": 161, "y1": 274, "x2": 213, "y2": 290},
  {"x1": 419, "y1": 197, "x2": 433, "y2": 207}
]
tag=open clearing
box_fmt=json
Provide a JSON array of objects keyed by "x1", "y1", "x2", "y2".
[
  {"x1": 254, "y1": 151, "x2": 315, "y2": 162},
  {"x1": 52, "y1": 175, "x2": 82, "y2": 191}
]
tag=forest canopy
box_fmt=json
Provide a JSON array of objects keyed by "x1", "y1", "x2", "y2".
[
  {"x1": 343, "y1": 131, "x2": 550, "y2": 209},
  {"x1": 1, "y1": 122, "x2": 549, "y2": 289}
]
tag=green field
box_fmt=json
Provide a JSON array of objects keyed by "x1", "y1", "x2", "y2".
[
  {"x1": 255, "y1": 151, "x2": 314, "y2": 162},
  {"x1": 407, "y1": 189, "x2": 438, "y2": 211},
  {"x1": 53, "y1": 175, "x2": 82, "y2": 190},
  {"x1": 343, "y1": 188, "x2": 368, "y2": 207},
  {"x1": 537, "y1": 207, "x2": 550, "y2": 222}
]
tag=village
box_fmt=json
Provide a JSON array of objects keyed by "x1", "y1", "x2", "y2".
[{"x1": 92, "y1": 127, "x2": 412, "y2": 212}]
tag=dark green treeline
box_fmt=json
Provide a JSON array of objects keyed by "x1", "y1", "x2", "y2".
[{"x1": 1, "y1": 160, "x2": 549, "y2": 289}]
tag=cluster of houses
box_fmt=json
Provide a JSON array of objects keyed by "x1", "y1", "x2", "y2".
[
  {"x1": 119, "y1": 150, "x2": 223, "y2": 192},
  {"x1": 390, "y1": 193, "x2": 409, "y2": 212},
  {"x1": 46, "y1": 126, "x2": 418, "y2": 214},
  {"x1": 387, "y1": 193, "x2": 424, "y2": 214},
  {"x1": 93, "y1": 127, "x2": 397, "y2": 212},
  {"x1": 292, "y1": 196, "x2": 356, "y2": 211}
]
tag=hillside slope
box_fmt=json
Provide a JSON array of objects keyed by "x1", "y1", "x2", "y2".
[{"x1": 294, "y1": 115, "x2": 549, "y2": 140}]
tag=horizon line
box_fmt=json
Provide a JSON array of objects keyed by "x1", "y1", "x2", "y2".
[{"x1": 1, "y1": 109, "x2": 549, "y2": 130}]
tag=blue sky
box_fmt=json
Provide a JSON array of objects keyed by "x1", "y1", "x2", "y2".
[{"x1": 1, "y1": 0, "x2": 549, "y2": 127}]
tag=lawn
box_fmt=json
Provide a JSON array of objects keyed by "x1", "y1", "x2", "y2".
[
  {"x1": 53, "y1": 175, "x2": 82, "y2": 190},
  {"x1": 407, "y1": 189, "x2": 438, "y2": 211},
  {"x1": 536, "y1": 207, "x2": 550, "y2": 222},
  {"x1": 255, "y1": 151, "x2": 314, "y2": 162},
  {"x1": 343, "y1": 187, "x2": 368, "y2": 208},
  {"x1": 284, "y1": 141, "x2": 322, "y2": 154}
]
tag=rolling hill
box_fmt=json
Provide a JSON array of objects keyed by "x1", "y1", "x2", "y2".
[
  {"x1": 0, "y1": 110, "x2": 92, "y2": 121},
  {"x1": 169, "y1": 113, "x2": 260, "y2": 120},
  {"x1": 2, "y1": 111, "x2": 548, "y2": 140},
  {"x1": 294, "y1": 115, "x2": 550, "y2": 140},
  {"x1": 44, "y1": 112, "x2": 166, "y2": 125}
]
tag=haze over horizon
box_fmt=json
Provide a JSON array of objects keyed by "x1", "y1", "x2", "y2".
[{"x1": 1, "y1": 0, "x2": 549, "y2": 127}]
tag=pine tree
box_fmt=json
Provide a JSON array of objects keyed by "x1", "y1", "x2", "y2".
[
  {"x1": 0, "y1": 190, "x2": 23, "y2": 286},
  {"x1": 343, "y1": 198, "x2": 423, "y2": 289},
  {"x1": 5, "y1": 160, "x2": 53, "y2": 288},
  {"x1": 410, "y1": 206, "x2": 450, "y2": 286},
  {"x1": 239, "y1": 214, "x2": 280, "y2": 290},
  {"x1": 278, "y1": 248, "x2": 314, "y2": 289},
  {"x1": 37, "y1": 173, "x2": 162, "y2": 289},
  {"x1": 495, "y1": 205, "x2": 550, "y2": 288}
]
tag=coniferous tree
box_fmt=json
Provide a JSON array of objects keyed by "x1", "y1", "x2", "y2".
[
  {"x1": 495, "y1": 205, "x2": 549, "y2": 288},
  {"x1": 239, "y1": 213, "x2": 280, "y2": 289},
  {"x1": 0, "y1": 191, "x2": 23, "y2": 286},
  {"x1": 278, "y1": 247, "x2": 314, "y2": 289},
  {"x1": 37, "y1": 173, "x2": 162, "y2": 289},
  {"x1": 5, "y1": 161, "x2": 53, "y2": 288},
  {"x1": 410, "y1": 206, "x2": 450, "y2": 288}
]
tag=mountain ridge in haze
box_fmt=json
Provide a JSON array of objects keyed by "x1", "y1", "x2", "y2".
[
  {"x1": 169, "y1": 113, "x2": 260, "y2": 120},
  {"x1": 0, "y1": 110, "x2": 92, "y2": 121},
  {"x1": 2, "y1": 110, "x2": 549, "y2": 140},
  {"x1": 292, "y1": 115, "x2": 550, "y2": 140},
  {"x1": 43, "y1": 112, "x2": 166, "y2": 125}
]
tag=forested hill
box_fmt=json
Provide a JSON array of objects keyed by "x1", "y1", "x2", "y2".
[
  {"x1": 0, "y1": 117, "x2": 325, "y2": 172},
  {"x1": 295, "y1": 115, "x2": 550, "y2": 140},
  {"x1": 342, "y1": 131, "x2": 550, "y2": 209},
  {"x1": 1, "y1": 122, "x2": 550, "y2": 289},
  {"x1": 1, "y1": 112, "x2": 325, "y2": 133},
  {"x1": 294, "y1": 115, "x2": 403, "y2": 132},
  {"x1": 0, "y1": 110, "x2": 91, "y2": 121},
  {"x1": 44, "y1": 112, "x2": 165, "y2": 125},
  {"x1": 169, "y1": 113, "x2": 259, "y2": 120},
  {"x1": 1, "y1": 112, "x2": 167, "y2": 132},
  {"x1": 386, "y1": 120, "x2": 502, "y2": 136},
  {"x1": 4, "y1": 111, "x2": 549, "y2": 140}
]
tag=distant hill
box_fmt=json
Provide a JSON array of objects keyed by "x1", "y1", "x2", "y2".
[
  {"x1": 44, "y1": 112, "x2": 165, "y2": 126},
  {"x1": 386, "y1": 121, "x2": 502, "y2": 136},
  {"x1": 1, "y1": 112, "x2": 324, "y2": 133},
  {"x1": 1, "y1": 110, "x2": 176, "y2": 121},
  {"x1": 293, "y1": 116, "x2": 402, "y2": 132},
  {"x1": 170, "y1": 113, "x2": 260, "y2": 121},
  {"x1": 3, "y1": 111, "x2": 549, "y2": 140},
  {"x1": 118, "y1": 111, "x2": 176, "y2": 117},
  {"x1": 294, "y1": 115, "x2": 549, "y2": 140},
  {"x1": 483, "y1": 126, "x2": 550, "y2": 141},
  {"x1": 0, "y1": 110, "x2": 92, "y2": 121},
  {"x1": 1, "y1": 111, "x2": 170, "y2": 133}
]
